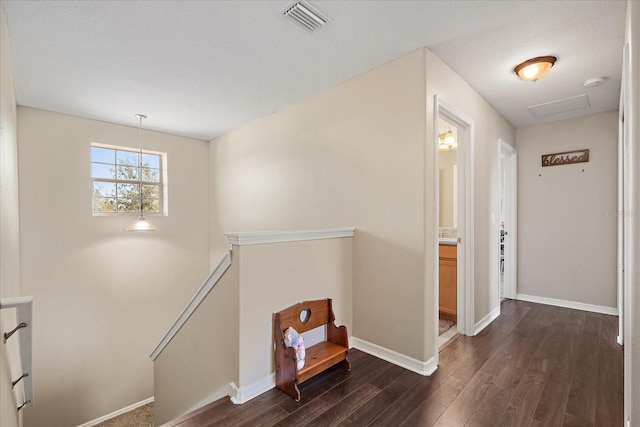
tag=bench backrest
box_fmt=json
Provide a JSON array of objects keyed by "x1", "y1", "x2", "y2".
[{"x1": 274, "y1": 298, "x2": 334, "y2": 334}]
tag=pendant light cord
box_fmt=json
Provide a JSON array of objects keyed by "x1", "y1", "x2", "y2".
[{"x1": 135, "y1": 114, "x2": 146, "y2": 216}]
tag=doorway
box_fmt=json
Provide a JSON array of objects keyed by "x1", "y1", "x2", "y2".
[
  {"x1": 437, "y1": 117, "x2": 459, "y2": 346},
  {"x1": 434, "y1": 96, "x2": 475, "y2": 352},
  {"x1": 499, "y1": 140, "x2": 517, "y2": 300}
]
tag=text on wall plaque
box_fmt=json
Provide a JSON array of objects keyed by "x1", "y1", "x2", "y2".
[{"x1": 541, "y1": 149, "x2": 589, "y2": 167}]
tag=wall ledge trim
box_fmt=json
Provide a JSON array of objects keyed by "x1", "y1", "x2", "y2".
[
  {"x1": 76, "y1": 397, "x2": 154, "y2": 427},
  {"x1": 150, "y1": 251, "x2": 232, "y2": 360},
  {"x1": 351, "y1": 337, "x2": 438, "y2": 376},
  {"x1": 224, "y1": 227, "x2": 355, "y2": 246},
  {"x1": 474, "y1": 306, "x2": 501, "y2": 335},
  {"x1": 516, "y1": 293, "x2": 618, "y2": 316}
]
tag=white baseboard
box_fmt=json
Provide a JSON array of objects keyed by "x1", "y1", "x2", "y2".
[
  {"x1": 474, "y1": 306, "x2": 501, "y2": 335},
  {"x1": 180, "y1": 384, "x2": 235, "y2": 416},
  {"x1": 351, "y1": 337, "x2": 438, "y2": 376},
  {"x1": 228, "y1": 335, "x2": 440, "y2": 405},
  {"x1": 516, "y1": 293, "x2": 618, "y2": 316},
  {"x1": 77, "y1": 396, "x2": 154, "y2": 427},
  {"x1": 230, "y1": 374, "x2": 275, "y2": 404}
]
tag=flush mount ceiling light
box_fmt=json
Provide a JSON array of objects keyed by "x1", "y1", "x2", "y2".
[
  {"x1": 124, "y1": 114, "x2": 158, "y2": 232},
  {"x1": 514, "y1": 56, "x2": 557, "y2": 82}
]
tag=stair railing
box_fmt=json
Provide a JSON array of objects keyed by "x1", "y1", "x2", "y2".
[
  {"x1": 150, "y1": 251, "x2": 232, "y2": 360},
  {"x1": 1, "y1": 296, "x2": 34, "y2": 411}
]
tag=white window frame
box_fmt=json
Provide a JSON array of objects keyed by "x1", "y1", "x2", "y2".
[{"x1": 91, "y1": 142, "x2": 168, "y2": 216}]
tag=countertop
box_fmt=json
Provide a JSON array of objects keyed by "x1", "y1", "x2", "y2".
[{"x1": 438, "y1": 238, "x2": 458, "y2": 245}]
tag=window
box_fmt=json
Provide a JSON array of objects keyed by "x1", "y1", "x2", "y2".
[{"x1": 91, "y1": 143, "x2": 167, "y2": 215}]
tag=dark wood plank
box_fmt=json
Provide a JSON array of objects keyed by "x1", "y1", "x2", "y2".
[
  {"x1": 342, "y1": 370, "x2": 422, "y2": 425},
  {"x1": 237, "y1": 405, "x2": 289, "y2": 427},
  {"x1": 317, "y1": 354, "x2": 389, "y2": 405},
  {"x1": 431, "y1": 371, "x2": 496, "y2": 426},
  {"x1": 399, "y1": 377, "x2": 465, "y2": 426},
  {"x1": 168, "y1": 398, "x2": 232, "y2": 427},
  {"x1": 271, "y1": 399, "x2": 331, "y2": 427},
  {"x1": 368, "y1": 375, "x2": 444, "y2": 426},
  {"x1": 211, "y1": 399, "x2": 282, "y2": 426},
  {"x1": 306, "y1": 383, "x2": 381, "y2": 426},
  {"x1": 563, "y1": 317, "x2": 600, "y2": 426},
  {"x1": 530, "y1": 377, "x2": 572, "y2": 426},
  {"x1": 495, "y1": 356, "x2": 549, "y2": 427},
  {"x1": 464, "y1": 349, "x2": 528, "y2": 426},
  {"x1": 594, "y1": 314, "x2": 624, "y2": 427}
]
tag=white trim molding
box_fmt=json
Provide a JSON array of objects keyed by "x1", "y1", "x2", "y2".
[
  {"x1": 474, "y1": 306, "x2": 501, "y2": 336},
  {"x1": 351, "y1": 337, "x2": 438, "y2": 376},
  {"x1": 516, "y1": 293, "x2": 618, "y2": 316},
  {"x1": 150, "y1": 251, "x2": 232, "y2": 360},
  {"x1": 224, "y1": 227, "x2": 355, "y2": 246},
  {"x1": 76, "y1": 397, "x2": 154, "y2": 427},
  {"x1": 230, "y1": 375, "x2": 276, "y2": 404}
]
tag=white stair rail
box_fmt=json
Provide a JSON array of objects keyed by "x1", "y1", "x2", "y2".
[
  {"x1": 1, "y1": 296, "x2": 34, "y2": 411},
  {"x1": 150, "y1": 251, "x2": 232, "y2": 360}
]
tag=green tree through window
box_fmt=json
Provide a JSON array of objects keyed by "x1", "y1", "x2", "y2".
[{"x1": 91, "y1": 144, "x2": 164, "y2": 214}]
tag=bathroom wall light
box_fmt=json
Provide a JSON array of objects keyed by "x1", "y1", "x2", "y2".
[
  {"x1": 438, "y1": 129, "x2": 457, "y2": 151},
  {"x1": 514, "y1": 56, "x2": 557, "y2": 82}
]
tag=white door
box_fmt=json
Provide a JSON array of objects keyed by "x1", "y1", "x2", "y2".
[{"x1": 499, "y1": 140, "x2": 517, "y2": 300}]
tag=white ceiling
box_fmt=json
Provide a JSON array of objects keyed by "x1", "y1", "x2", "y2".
[{"x1": 2, "y1": 0, "x2": 627, "y2": 141}]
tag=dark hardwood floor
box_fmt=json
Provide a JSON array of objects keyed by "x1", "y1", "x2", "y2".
[{"x1": 162, "y1": 300, "x2": 624, "y2": 427}]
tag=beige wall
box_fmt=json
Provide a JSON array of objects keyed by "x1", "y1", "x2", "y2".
[
  {"x1": 424, "y1": 49, "x2": 516, "y2": 335},
  {"x1": 210, "y1": 47, "x2": 515, "y2": 366},
  {"x1": 17, "y1": 108, "x2": 210, "y2": 426},
  {"x1": 154, "y1": 257, "x2": 239, "y2": 426},
  {"x1": 1, "y1": 3, "x2": 21, "y2": 426},
  {"x1": 516, "y1": 111, "x2": 618, "y2": 308},
  {"x1": 0, "y1": 1, "x2": 20, "y2": 300},
  {"x1": 210, "y1": 49, "x2": 428, "y2": 361},
  {"x1": 236, "y1": 237, "x2": 352, "y2": 388}
]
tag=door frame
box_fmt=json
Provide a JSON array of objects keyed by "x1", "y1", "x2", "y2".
[
  {"x1": 499, "y1": 140, "x2": 517, "y2": 300},
  {"x1": 619, "y1": 41, "x2": 631, "y2": 425},
  {"x1": 618, "y1": 43, "x2": 629, "y2": 348},
  {"x1": 434, "y1": 96, "x2": 475, "y2": 346}
]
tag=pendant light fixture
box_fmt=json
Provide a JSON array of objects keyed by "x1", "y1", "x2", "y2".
[
  {"x1": 514, "y1": 56, "x2": 557, "y2": 82},
  {"x1": 124, "y1": 114, "x2": 158, "y2": 232}
]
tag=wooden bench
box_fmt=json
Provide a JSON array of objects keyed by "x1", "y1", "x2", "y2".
[{"x1": 273, "y1": 298, "x2": 351, "y2": 401}]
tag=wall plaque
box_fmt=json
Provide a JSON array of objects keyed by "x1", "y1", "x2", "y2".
[{"x1": 541, "y1": 149, "x2": 589, "y2": 167}]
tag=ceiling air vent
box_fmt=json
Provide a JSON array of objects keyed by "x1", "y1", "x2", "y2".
[{"x1": 284, "y1": 2, "x2": 328, "y2": 32}]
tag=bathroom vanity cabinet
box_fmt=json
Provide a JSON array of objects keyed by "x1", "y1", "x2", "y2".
[{"x1": 439, "y1": 243, "x2": 457, "y2": 322}]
